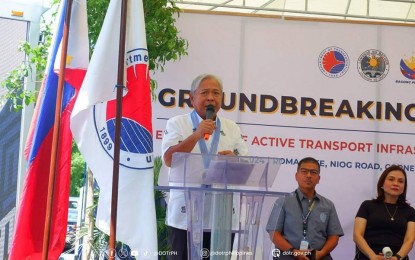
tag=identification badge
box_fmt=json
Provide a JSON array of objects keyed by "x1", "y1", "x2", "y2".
[{"x1": 300, "y1": 239, "x2": 309, "y2": 250}]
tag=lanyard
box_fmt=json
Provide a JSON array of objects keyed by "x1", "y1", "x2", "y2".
[
  {"x1": 190, "y1": 110, "x2": 221, "y2": 168},
  {"x1": 295, "y1": 190, "x2": 316, "y2": 239}
]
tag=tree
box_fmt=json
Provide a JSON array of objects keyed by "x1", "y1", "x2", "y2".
[{"x1": 2, "y1": 0, "x2": 187, "y2": 108}]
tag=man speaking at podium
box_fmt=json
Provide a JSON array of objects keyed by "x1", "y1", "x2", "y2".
[{"x1": 161, "y1": 73, "x2": 248, "y2": 259}]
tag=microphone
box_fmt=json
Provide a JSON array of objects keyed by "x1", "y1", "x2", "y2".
[
  {"x1": 204, "y1": 105, "x2": 215, "y2": 140},
  {"x1": 382, "y1": 247, "x2": 393, "y2": 259}
]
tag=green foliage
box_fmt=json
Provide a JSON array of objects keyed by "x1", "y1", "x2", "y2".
[
  {"x1": 86, "y1": 0, "x2": 188, "y2": 99},
  {"x1": 87, "y1": 0, "x2": 188, "y2": 71},
  {"x1": 70, "y1": 141, "x2": 85, "y2": 196},
  {"x1": 74, "y1": 156, "x2": 168, "y2": 257},
  {"x1": 0, "y1": 19, "x2": 53, "y2": 111},
  {"x1": 144, "y1": 0, "x2": 188, "y2": 72},
  {"x1": 144, "y1": 0, "x2": 188, "y2": 98},
  {"x1": 153, "y1": 156, "x2": 169, "y2": 257},
  {"x1": 85, "y1": 0, "x2": 109, "y2": 52},
  {"x1": 2, "y1": 0, "x2": 188, "y2": 108}
]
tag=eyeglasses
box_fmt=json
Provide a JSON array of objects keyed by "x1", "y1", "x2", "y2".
[{"x1": 298, "y1": 168, "x2": 320, "y2": 176}]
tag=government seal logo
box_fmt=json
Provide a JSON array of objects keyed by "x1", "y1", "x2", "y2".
[
  {"x1": 318, "y1": 46, "x2": 349, "y2": 78},
  {"x1": 357, "y1": 49, "x2": 389, "y2": 82},
  {"x1": 94, "y1": 48, "x2": 153, "y2": 170}
]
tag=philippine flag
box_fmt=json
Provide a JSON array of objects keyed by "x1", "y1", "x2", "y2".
[
  {"x1": 9, "y1": 0, "x2": 88, "y2": 259},
  {"x1": 70, "y1": 0, "x2": 157, "y2": 257}
]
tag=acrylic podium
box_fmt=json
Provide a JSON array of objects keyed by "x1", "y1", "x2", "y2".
[{"x1": 164, "y1": 152, "x2": 287, "y2": 260}]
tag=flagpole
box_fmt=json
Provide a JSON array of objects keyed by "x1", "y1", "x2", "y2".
[
  {"x1": 42, "y1": 0, "x2": 73, "y2": 259},
  {"x1": 109, "y1": 0, "x2": 128, "y2": 258}
]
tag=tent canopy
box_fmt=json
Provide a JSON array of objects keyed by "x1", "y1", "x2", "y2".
[{"x1": 172, "y1": 0, "x2": 415, "y2": 23}]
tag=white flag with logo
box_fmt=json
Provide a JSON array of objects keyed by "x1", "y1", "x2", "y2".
[{"x1": 70, "y1": 0, "x2": 157, "y2": 256}]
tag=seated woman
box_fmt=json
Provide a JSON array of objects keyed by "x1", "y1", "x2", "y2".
[{"x1": 353, "y1": 165, "x2": 415, "y2": 260}]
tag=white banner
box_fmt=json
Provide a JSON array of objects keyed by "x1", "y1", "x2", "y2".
[{"x1": 152, "y1": 12, "x2": 415, "y2": 259}]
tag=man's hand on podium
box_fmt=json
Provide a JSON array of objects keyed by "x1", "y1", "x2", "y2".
[{"x1": 217, "y1": 150, "x2": 234, "y2": 156}]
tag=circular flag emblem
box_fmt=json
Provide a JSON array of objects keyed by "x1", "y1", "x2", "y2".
[{"x1": 94, "y1": 48, "x2": 153, "y2": 170}]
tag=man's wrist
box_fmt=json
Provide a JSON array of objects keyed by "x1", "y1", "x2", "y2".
[
  {"x1": 286, "y1": 247, "x2": 295, "y2": 252},
  {"x1": 395, "y1": 254, "x2": 402, "y2": 260},
  {"x1": 308, "y1": 249, "x2": 316, "y2": 260}
]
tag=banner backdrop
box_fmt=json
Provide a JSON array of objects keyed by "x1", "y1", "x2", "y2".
[{"x1": 152, "y1": 12, "x2": 415, "y2": 259}]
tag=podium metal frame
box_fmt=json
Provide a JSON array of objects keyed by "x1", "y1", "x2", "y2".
[{"x1": 159, "y1": 152, "x2": 287, "y2": 260}]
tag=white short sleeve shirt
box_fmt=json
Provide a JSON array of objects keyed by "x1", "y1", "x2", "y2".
[{"x1": 161, "y1": 112, "x2": 249, "y2": 230}]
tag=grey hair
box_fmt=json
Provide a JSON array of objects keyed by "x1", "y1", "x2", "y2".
[{"x1": 190, "y1": 74, "x2": 223, "y2": 95}]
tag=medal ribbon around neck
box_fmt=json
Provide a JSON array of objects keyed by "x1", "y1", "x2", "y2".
[{"x1": 190, "y1": 110, "x2": 221, "y2": 168}]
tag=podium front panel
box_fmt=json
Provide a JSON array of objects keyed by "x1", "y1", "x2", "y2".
[{"x1": 167, "y1": 152, "x2": 288, "y2": 259}]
